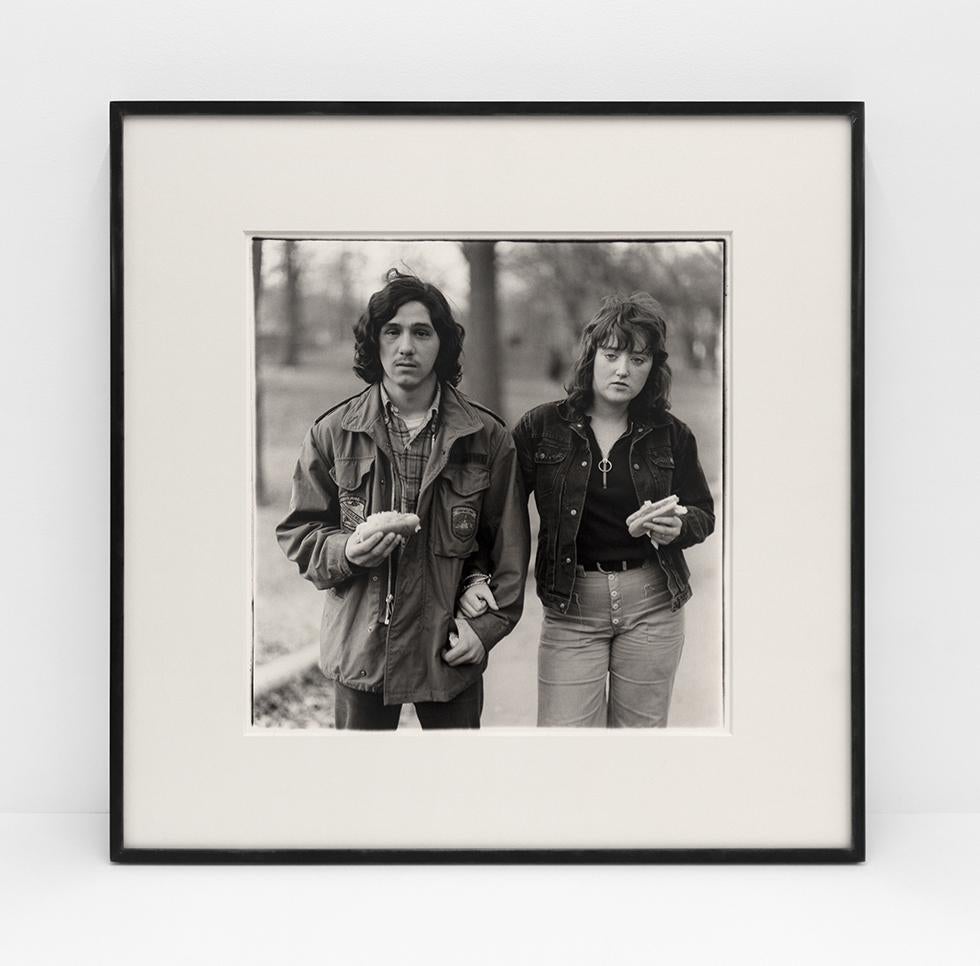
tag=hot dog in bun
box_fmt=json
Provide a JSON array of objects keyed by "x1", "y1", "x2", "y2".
[{"x1": 353, "y1": 511, "x2": 422, "y2": 543}]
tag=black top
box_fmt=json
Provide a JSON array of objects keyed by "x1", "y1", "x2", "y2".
[{"x1": 575, "y1": 423, "x2": 652, "y2": 564}]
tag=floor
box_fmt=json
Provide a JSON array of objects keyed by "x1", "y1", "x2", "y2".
[{"x1": 2, "y1": 813, "x2": 978, "y2": 964}]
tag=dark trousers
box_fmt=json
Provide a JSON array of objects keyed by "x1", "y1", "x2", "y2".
[{"x1": 334, "y1": 679, "x2": 484, "y2": 730}]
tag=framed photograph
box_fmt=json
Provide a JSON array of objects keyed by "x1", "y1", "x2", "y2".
[{"x1": 111, "y1": 102, "x2": 864, "y2": 862}]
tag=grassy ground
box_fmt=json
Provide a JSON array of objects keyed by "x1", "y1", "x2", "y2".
[{"x1": 253, "y1": 350, "x2": 722, "y2": 728}]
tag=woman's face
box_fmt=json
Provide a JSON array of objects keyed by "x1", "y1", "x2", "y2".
[{"x1": 591, "y1": 339, "x2": 654, "y2": 408}]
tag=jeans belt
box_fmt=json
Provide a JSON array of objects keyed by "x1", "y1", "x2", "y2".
[{"x1": 580, "y1": 558, "x2": 647, "y2": 573}]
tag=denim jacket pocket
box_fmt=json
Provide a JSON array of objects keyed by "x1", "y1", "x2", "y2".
[
  {"x1": 644, "y1": 447, "x2": 675, "y2": 495},
  {"x1": 432, "y1": 463, "x2": 490, "y2": 557},
  {"x1": 532, "y1": 441, "x2": 569, "y2": 500}
]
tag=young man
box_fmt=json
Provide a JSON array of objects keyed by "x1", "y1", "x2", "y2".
[{"x1": 277, "y1": 269, "x2": 529, "y2": 729}]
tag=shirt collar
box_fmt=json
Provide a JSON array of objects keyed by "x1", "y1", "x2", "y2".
[{"x1": 380, "y1": 381, "x2": 442, "y2": 425}]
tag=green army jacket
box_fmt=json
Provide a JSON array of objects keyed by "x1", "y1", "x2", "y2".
[{"x1": 277, "y1": 383, "x2": 529, "y2": 705}]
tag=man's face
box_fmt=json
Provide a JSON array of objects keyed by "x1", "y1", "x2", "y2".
[{"x1": 378, "y1": 301, "x2": 441, "y2": 390}]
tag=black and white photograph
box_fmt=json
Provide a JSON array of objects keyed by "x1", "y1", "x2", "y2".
[
  {"x1": 250, "y1": 238, "x2": 725, "y2": 731},
  {"x1": 109, "y1": 104, "x2": 860, "y2": 859}
]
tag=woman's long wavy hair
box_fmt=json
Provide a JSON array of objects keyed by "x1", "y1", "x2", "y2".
[
  {"x1": 565, "y1": 293, "x2": 672, "y2": 416},
  {"x1": 352, "y1": 268, "x2": 465, "y2": 386}
]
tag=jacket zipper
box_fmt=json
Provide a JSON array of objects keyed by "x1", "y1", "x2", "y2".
[
  {"x1": 383, "y1": 570, "x2": 394, "y2": 625},
  {"x1": 380, "y1": 424, "x2": 461, "y2": 627},
  {"x1": 383, "y1": 462, "x2": 396, "y2": 625}
]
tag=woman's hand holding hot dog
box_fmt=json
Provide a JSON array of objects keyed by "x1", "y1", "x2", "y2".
[{"x1": 626, "y1": 495, "x2": 688, "y2": 548}]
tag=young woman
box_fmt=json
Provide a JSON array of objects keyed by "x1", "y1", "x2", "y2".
[{"x1": 459, "y1": 293, "x2": 714, "y2": 727}]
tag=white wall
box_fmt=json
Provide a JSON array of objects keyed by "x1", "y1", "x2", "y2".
[{"x1": 2, "y1": 0, "x2": 977, "y2": 815}]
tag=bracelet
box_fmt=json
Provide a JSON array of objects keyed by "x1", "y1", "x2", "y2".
[{"x1": 462, "y1": 572, "x2": 491, "y2": 589}]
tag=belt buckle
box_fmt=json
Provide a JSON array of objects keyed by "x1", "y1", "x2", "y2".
[{"x1": 596, "y1": 561, "x2": 627, "y2": 574}]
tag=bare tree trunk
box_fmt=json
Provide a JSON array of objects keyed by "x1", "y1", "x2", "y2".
[
  {"x1": 461, "y1": 241, "x2": 502, "y2": 414},
  {"x1": 253, "y1": 238, "x2": 268, "y2": 506},
  {"x1": 282, "y1": 239, "x2": 302, "y2": 367},
  {"x1": 336, "y1": 250, "x2": 357, "y2": 342}
]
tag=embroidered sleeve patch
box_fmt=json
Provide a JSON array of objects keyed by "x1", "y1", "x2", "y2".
[
  {"x1": 340, "y1": 497, "x2": 367, "y2": 532},
  {"x1": 451, "y1": 505, "x2": 478, "y2": 540}
]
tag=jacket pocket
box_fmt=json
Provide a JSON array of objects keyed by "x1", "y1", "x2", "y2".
[
  {"x1": 330, "y1": 456, "x2": 374, "y2": 532},
  {"x1": 644, "y1": 447, "x2": 675, "y2": 495},
  {"x1": 432, "y1": 463, "x2": 491, "y2": 557},
  {"x1": 532, "y1": 440, "x2": 569, "y2": 501}
]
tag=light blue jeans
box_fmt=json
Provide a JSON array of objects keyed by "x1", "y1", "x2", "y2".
[{"x1": 537, "y1": 559, "x2": 685, "y2": 727}]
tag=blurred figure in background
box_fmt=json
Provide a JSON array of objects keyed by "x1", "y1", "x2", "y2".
[
  {"x1": 277, "y1": 269, "x2": 528, "y2": 729},
  {"x1": 460, "y1": 293, "x2": 714, "y2": 727}
]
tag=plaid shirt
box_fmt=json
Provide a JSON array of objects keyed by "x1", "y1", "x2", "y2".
[{"x1": 380, "y1": 383, "x2": 441, "y2": 515}]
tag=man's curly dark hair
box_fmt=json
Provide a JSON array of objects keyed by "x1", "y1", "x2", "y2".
[{"x1": 352, "y1": 269, "x2": 465, "y2": 386}]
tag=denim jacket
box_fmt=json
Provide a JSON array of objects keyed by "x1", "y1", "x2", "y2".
[{"x1": 513, "y1": 399, "x2": 714, "y2": 613}]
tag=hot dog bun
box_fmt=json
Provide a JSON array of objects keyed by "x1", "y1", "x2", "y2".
[
  {"x1": 353, "y1": 510, "x2": 422, "y2": 542},
  {"x1": 627, "y1": 498, "x2": 687, "y2": 537}
]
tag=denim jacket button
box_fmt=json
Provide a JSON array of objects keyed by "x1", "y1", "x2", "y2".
[
  {"x1": 633, "y1": 463, "x2": 640, "y2": 470},
  {"x1": 570, "y1": 509, "x2": 577, "y2": 516}
]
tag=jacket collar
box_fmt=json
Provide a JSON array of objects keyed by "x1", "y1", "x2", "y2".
[
  {"x1": 556, "y1": 397, "x2": 671, "y2": 435},
  {"x1": 341, "y1": 382, "x2": 483, "y2": 436}
]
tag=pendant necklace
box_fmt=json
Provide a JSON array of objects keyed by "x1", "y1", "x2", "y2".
[
  {"x1": 595, "y1": 420, "x2": 630, "y2": 489},
  {"x1": 598, "y1": 452, "x2": 613, "y2": 489}
]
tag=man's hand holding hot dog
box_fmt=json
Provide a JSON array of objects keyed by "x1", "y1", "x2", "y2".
[
  {"x1": 344, "y1": 511, "x2": 420, "y2": 568},
  {"x1": 345, "y1": 529, "x2": 402, "y2": 568}
]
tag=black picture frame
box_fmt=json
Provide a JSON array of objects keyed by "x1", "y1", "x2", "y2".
[{"x1": 111, "y1": 100, "x2": 864, "y2": 864}]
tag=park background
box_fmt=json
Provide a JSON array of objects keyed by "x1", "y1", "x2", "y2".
[{"x1": 251, "y1": 239, "x2": 724, "y2": 727}]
